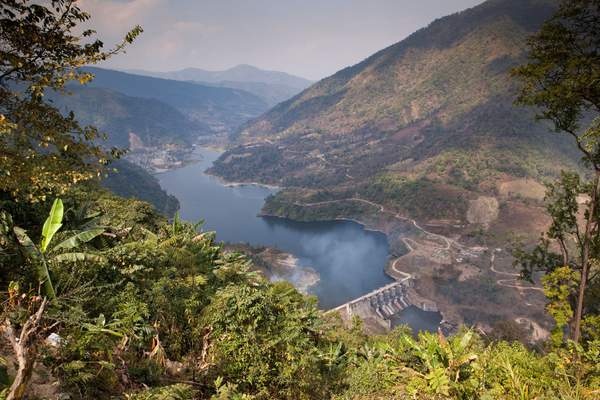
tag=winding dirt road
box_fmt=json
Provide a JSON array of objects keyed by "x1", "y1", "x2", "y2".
[
  {"x1": 489, "y1": 252, "x2": 544, "y2": 292},
  {"x1": 293, "y1": 197, "x2": 543, "y2": 292},
  {"x1": 293, "y1": 197, "x2": 460, "y2": 280}
]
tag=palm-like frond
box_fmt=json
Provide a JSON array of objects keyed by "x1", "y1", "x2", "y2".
[
  {"x1": 14, "y1": 226, "x2": 56, "y2": 300},
  {"x1": 52, "y1": 228, "x2": 105, "y2": 251},
  {"x1": 52, "y1": 253, "x2": 106, "y2": 263},
  {"x1": 41, "y1": 198, "x2": 63, "y2": 253}
]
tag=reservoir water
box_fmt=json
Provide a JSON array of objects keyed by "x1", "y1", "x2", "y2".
[
  {"x1": 157, "y1": 147, "x2": 392, "y2": 309},
  {"x1": 157, "y1": 147, "x2": 440, "y2": 332},
  {"x1": 391, "y1": 306, "x2": 443, "y2": 336}
]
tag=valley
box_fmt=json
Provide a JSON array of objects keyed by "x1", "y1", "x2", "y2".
[
  {"x1": 70, "y1": 0, "x2": 563, "y2": 341},
  {"x1": 4, "y1": 0, "x2": 600, "y2": 398},
  {"x1": 14, "y1": 0, "x2": 569, "y2": 352},
  {"x1": 156, "y1": 147, "x2": 396, "y2": 311},
  {"x1": 154, "y1": 146, "x2": 549, "y2": 340},
  {"x1": 200, "y1": 0, "x2": 566, "y2": 340}
]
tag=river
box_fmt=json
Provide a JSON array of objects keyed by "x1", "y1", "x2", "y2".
[{"x1": 157, "y1": 147, "x2": 440, "y2": 331}]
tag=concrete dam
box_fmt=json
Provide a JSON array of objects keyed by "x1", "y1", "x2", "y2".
[{"x1": 329, "y1": 276, "x2": 438, "y2": 331}]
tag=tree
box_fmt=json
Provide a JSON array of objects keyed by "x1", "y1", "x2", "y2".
[
  {"x1": 512, "y1": 0, "x2": 600, "y2": 344},
  {"x1": 0, "y1": 0, "x2": 142, "y2": 203}
]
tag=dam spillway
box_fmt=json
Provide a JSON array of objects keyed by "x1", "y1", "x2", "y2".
[{"x1": 329, "y1": 277, "x2": 429, "y2": 331}]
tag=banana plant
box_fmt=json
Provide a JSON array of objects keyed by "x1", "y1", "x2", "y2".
[
  {"x1": 403, "y1": 330, "x2": 479, "y2": 397},
  {"x1": 13, "y1": 199, "x2": 105, "y2": 300}
]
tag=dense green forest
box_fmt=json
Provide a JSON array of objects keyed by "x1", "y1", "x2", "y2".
[{"x1": 0, "y1": 1, "x2": 599, "y2": 399}]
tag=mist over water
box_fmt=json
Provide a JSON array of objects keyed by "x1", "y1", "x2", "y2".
[
  {"x1": 298, "y1": 226, "x2": 391, "y2": 305},
  {"x1": 156, "y1": 147, "x2": 393, "y2": 309}
]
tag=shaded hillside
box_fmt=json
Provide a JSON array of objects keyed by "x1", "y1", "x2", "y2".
[
  {"x1": 102, "y1": 159, "x2": 179, "y2": 216},
  {"x1": 83, "y1": 67, "x2": 269, "y2": 132},
  {"x1": 210, "y1": 0, "x2": 577, "y2": 229},
  {"x1": 49, "y1": 86, "x2": 204, "y2": 148},
  {"x1": 128, "y1": 65, "x2": 313, "y2": 107}
]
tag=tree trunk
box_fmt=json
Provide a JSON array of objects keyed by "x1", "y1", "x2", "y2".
[
  {"x1": 573, "y1": 172, "x2": 599, "y2": 343},
  {"x1": 6, "y1": 345, "x2": 37, "y2": 400},
  {"x1": 2, "y1": 298, "x2": 48, "y2": 400}
]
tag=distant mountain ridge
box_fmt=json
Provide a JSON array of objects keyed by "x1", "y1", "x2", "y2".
[
  {"x1": 127, "y1": 64, "x2": 312, "y2": 89},
  {"x1": 82, "y1": 67, "x2": 269, "y2": 133},
  {"x1": 127, "y1": 65, "x2": 313, "y2": 107}
]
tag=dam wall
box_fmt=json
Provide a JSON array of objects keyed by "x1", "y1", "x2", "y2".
[{"x1": 330, "y1": 277, "x2": 429, "y2": 331}]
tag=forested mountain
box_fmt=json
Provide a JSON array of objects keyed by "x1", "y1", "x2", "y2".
[
  {"x1": 46, "y1": 68, "x2": 273, "y2": 210},
  {"x1": 128, "y1": 64, "x2": 313, "y2": 107},
  {"x1": 203, "y1": 80, "x2": 309, "y2": 108},
  {"x1": 83, "y1": 67, "x2": 269, "y2": 132},
  {"x1": 210, "y1": 0, "x2": 575, "y2": 227},
  {"x1": 128, "y1": 64, "x2": 311, "y2": 89},
  {"x1": 48, "y1": 86, "x2": 204, "y2": 148}
]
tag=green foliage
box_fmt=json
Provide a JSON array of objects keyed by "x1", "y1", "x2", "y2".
[
  {"x1": 512, "y1": 0, "x2": 600, "y2": 345},
  {"x1": 513, "y1": 0, "x2": 600, "y2": 169},
  {"x1": 0, "y1": 0, "x2": 141, "y2": 203},
  {"x1": 401, "y1": 330, "x2": 479, "y2": 398},
  {"x1": 41, "y1": 199, "x2": 64, "y2": 253},
  {"x1": 2, "y1": 188, "x2": 599, "y2": 399},
  {"x1": 543, "y1": 266, "x2": 578, "y2": 347},
  {"x1": 9, "y1": 198, "x2": 109, "y2": 300},
  {"x1": 338, "y1": 329, "x2": 600, "y2": 400},
  {"x1": 202, "y1": 281, "x2": 331, "y2": 399},
  {"x1": 125, "y1": 384, "x2": 195, "y2": 400}
]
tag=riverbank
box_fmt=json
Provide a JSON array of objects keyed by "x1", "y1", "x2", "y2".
[
  {"x1": 156, "y1": 146, "x2": 392, "y2": 310},
  {"x1": 128, "y1": 144, "x2": 202, "y2": 174},
  {"x1": 256, "y1": 193, "x2": 550, "y2": 340},
  {"x1": 224, "y1": 244, "x2": 320, "y2": 295}
]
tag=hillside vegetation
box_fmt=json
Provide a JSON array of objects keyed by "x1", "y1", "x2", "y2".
[
  {"x1": 210, "y1": 0, "x2": 579, "y2": 229},
  {"x1": 101, "y1": 159, "x2": 180, "y2": 216},
  {"x1": 49, "y1": 86, "x2": 204, "y2": 148},
  {"x1": 2, "y1": 192, "x2": 599, "y2": 399}
]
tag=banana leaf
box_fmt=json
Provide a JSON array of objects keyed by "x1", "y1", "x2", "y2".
[
  {"x1": 52, "y1": 228, "x2": 105, "y2": 251},
  {"x1": 41, "y1": 199, "x2": 64, "y2": 253},
  {"x1": 14, "y1": 227, "x2": 55, "y2": 300}
]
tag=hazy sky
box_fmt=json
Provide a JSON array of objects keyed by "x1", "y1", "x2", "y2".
[{"x1": 80, "y1": 0, "x2": 485, "y2": 81}]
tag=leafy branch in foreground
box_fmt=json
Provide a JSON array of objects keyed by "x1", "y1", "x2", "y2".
[
  {"x1": 0, "y1": 0, "x2": 142, "y2": 203},
  {"x1": 512, "y1": 0, "x2": 600, "y2": 345}
]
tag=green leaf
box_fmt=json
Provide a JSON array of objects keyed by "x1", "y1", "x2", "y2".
[
  {"x1": 172, "y1": 210, "x2": 181, "y2": 235},
  {"x1": 459, "y1": 330, "x2": 473, "y2": 351},
  {"x1": 139, "y1": 227, "x2": 158, "y2": 243},
  {"x1": 14, "y1": 226, "x2": 56, "y2": 299},
  {"x1": 52, "y1": 228, "x2": 105, "y2": 252},
  {"x1": 13, "y1": 227, "x2": 41, "y2": 260},
  {"x1": 41, "y1": 198, "x2": 64, "y2": 253}
]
